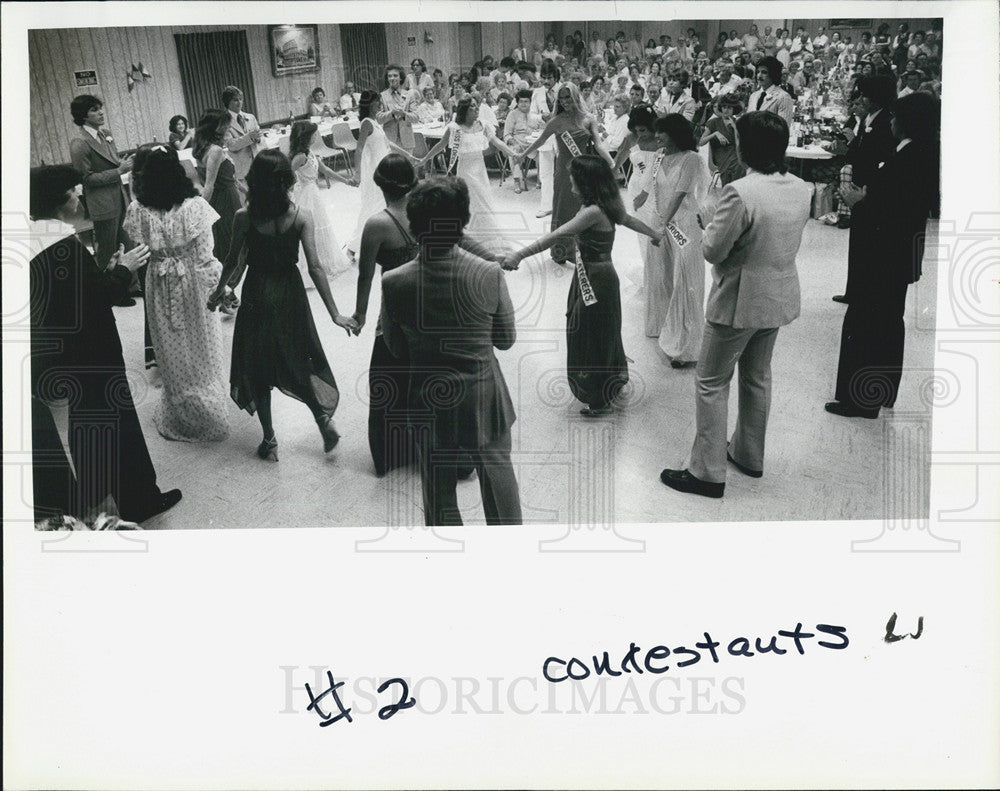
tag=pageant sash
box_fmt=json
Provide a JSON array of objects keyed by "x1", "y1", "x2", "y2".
[
  {"x1": 447, "y1": 127, "x2": 463, "y2": 174},
  {"x1": 575, "y1": 254, "x2": 598, "y2": 306},
  {"x1": 560, "y1": 130, "x2": 584, "y2": 158},
  {"x1": 664, "y1": 221, "x2": 690, "y2": 248}
]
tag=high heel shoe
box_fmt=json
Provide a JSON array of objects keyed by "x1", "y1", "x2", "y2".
[
  {"x1": 317, "y1": 415, "x2": 340, "y2": 453},
  {"x1": 257, "y1": 435, "x2": 278, "y2": 461}
]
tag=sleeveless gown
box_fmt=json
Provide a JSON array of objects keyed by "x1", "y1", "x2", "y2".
[
  {"x1": 551, "y1": 125, "x2": 595, "y2": 264},
  {"x1": 625, "y1": 145, "x2": 660, "y2": 290},
  {"x1": 350, "y1": 118, "x2": 391, "y2": 253},
  {"x1": 197, "y1": 151, "x2": 242, "y2": 262},
  {"x1": 566, "y1": 221, "x2": 628, "y2": 409},
  {"x1": 293, "y1": 153, "x2": 351, "y2": 282},
  {"x1": 367, "y1": 209, "x2": 420, "y2": 476},
  {"x1": 229, "y1": 215, "x2": 340, "y2": 417}
]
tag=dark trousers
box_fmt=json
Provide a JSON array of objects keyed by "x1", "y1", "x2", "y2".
[
  {"x1": 835, "y1": 279, "x2": 909, "y2": 412},
  {"x1": 66, "y1": 364, "x2": 161, "y2": 519},
  {"x1": 415, "y1": 428, "x2": 522, "y2": 526},
  {"x1": 91, "y1": 211, "x2": 129, "y2": 270},
  {"x1": 31, "y1": 397, "x2": 76, "y2": 521}
]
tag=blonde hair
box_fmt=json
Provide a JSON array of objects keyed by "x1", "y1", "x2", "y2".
[{"x1": 554, "y1": 81, "x2": 588, "y2": 118}]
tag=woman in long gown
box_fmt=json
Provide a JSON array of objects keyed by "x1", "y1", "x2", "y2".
[
  {"x1": 194, "y1": 109, "x2": 241, "y2": 313},
  {"x1": 348, "y1": 90, "x2": 416, "y2": 258},
  {"x1": 289, "y1": 120, "x2": 356, "y2": 284},
  {"x1": 635, "y1": 114, "x2": 710, "y2": 366},
  {"x1": 419, "y1": 96, "x2": 521, "y2": 249},
  {"x1": 502, "y1": 156, "x2": 661, "y2": 416},
  {"x1": 520, "y1": 83, "x2": 614, "y2": 265},
  {"x1": 207, "y1": 149, "x2": 359, "y2": 460},
  {"x1": 123, "y1": 145, "x2": 229, "y2": 441},
  {"x1": 610, "y1": 105, "x2": 662, "y2": 307}
]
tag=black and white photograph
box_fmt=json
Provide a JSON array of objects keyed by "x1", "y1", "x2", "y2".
[{"x1": 3, "y1": 1, "x2": 999, "y2": 788}]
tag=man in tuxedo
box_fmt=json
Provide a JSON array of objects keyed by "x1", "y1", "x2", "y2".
[
  {"x1": 826, "y1": 93, "x2": 939, "y2": 419},
  {"x1": 378, "y1": 65, "x2": 420, "y2": 153},
  {"x1": 221, "y1": 84, "x2": 261, "y2": 197},
  {"x1": 661, "y1": 112, "x2": 812, "y2": 498},
  {"x1": 832, "y1": 74, "x2": 897, "y2": 302},
  {"x1": 746, "y1": 56, "x2": 795, "y2": 126},
  {"x1": 29, "y1": 165, "x2": 182, "y2": 523},
  {"x1": 381, "y1": 177, "x2": 522, "y2": 526},
  {"x1": 68, "y1": 95, "x2": 134, "y2": 271}
]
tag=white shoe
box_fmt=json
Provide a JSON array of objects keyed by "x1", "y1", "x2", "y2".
[{"x1": 535, "y1": 210, "x2": 552, "y2": 219}]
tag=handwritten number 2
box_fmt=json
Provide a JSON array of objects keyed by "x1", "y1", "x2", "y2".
[{"x1": 377, "y1": 678, "x2": 416, "y2": 720}]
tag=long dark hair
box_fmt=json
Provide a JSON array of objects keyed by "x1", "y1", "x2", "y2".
[
  {"x1": 454, "y1": 96, "x2": 476, "y2": 125},
  {"x1": 570, "y1": 155, "x2": 625, "y2": 224},
  {"x1": 246, "y1": 149, "x2": 295, "y2": 223},
  {"x1": 289, "y1": 120, "x2": 317, "y2": 159},
  {"x1": 358, "y1": 90, "x2": 381, "y2": 121},
  {"x1": 133, "y1": 144, "x2": 197, "y2": 210},
  {"x1": 193, "y1": 109, "x2": 230, "y2": 161}
]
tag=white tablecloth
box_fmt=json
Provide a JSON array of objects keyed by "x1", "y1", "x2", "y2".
[{"x1": 786, "y1": 145, "x2": 834, "y2": 160}]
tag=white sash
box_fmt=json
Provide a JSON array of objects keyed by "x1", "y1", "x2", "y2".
[
  {"x1": 559, "y1": 129, "x2": 584, "y2": 158},
  {"x1": 447, "y1": 127, "x2": 463, "y2": 174},
  {"x1": 647, "y1": 149, "x2": 690, "y2": 248},
  {"x1": 575, "y1": 254, "x2": 598, "y2": 306}
]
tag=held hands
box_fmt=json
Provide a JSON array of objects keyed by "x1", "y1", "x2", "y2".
[
  {"x1": 500, "y1": 252, "x2": 522, "y2": 271},
  {"x1": 113, "y1": 243, "x2": 150, "y2": 272},
  {"x1": 206, "y1": 285, "x2": 226, "y2": 311},
  {"x1": 351, "y1": 312, "x2": 367, "y2": 333},
  {"x1": 334, "y1": 314, "x2": 361, "y2": 336},
  {"x1": 633, "y1": 191, "x2": 649, "y2": 211}
]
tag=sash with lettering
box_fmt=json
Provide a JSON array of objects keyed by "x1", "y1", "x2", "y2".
[
  {"x1": 560, "y1": 130, "x2": 599, "y2": 306},
  {"x1": 647, "y1": 149, "x2": 690, "y2": 249},
  {"x1": 447, "y1": 126, "x2": 463, "y2": 174}
]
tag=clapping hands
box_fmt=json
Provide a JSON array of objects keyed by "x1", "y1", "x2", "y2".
[{"x1": 839, "y1": 183, "x2": 866, "y2": 207}]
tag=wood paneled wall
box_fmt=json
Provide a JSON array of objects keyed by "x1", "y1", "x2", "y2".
[{"x1": 29, "y1": 23, "x2": 347, "y2": 166}]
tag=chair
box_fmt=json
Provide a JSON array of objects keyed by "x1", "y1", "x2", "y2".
[
  {"x1": 411, "y1": 132, "x2": 430, "y2": 177},
  {"x1": 310, "y1": 134, "x2": 350, "y2": 180},
  {"x1": 327, "y1": 121, "x2": 357, "y2": 177},
  {"x1": 485, "y1": 148, "x2": 512, "y2": 186}
]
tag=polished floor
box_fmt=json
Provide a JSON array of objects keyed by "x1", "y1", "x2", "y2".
[{"x1": 51, "y1": 168, "x2": 937, "y2": 528}]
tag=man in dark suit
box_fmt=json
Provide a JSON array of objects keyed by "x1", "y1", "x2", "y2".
[
  {"x1": 29, "y1": 165, "x2": 182, "y2": 523},
  {"x1": 833, "y1": 74, "x2": 897, "y2": 302},
  {"x1": 381, "y1": 177, "x2": 522, "y2": 526},
  {"x1": 68, "y1": 94, "x2": 134, "y2": 272},
  {"x1": 826, "y1": 92, "x2": 940, "y2": 419}
]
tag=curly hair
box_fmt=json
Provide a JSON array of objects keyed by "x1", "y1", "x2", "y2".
[{"x1": 133, "y1": 144, "x2": 198, "y2": 211}]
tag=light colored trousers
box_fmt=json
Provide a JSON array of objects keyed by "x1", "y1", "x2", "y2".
[
  {"x1": 688, "y1": 322, "x2": 780, "y2": 483},
  {"x1": 538, "y1": 147, "x2": 554, "y2": 212}
]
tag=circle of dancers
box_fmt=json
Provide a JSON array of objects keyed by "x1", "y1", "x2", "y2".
[{"x1": 30, "y1": 35, "x2": 940, "y2": 526}]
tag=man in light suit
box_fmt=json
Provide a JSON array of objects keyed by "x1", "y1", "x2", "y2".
[
  {"x1": 530, "y1": 61, "x2": 559, "y2": 218},
  {"x1": 381, "y1": 177, "x2": 522, "y2": 526},
  {"x1": 68, "y1": 94, "x2": 134, "y2": 271},
  {"x1": 221, "y1": 84, "x2": 261, "y2": 196},
  {"x1": 661, "y1": 70, "x2": 699, "y2": 122},
  {"x1": 746, "y1": 56, "x2": 795, "y2": 127},
  {"x1": 661, "y1": 111, "x2": 812, "y2": 497},
  {"x1": 378, "y1": 65, "x2": 420, "y2": 153}
]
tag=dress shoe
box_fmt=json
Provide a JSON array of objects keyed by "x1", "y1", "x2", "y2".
[
  {"x1": 831, "y1": 295, "x2": 849, "y2": 304},
  {"x1": 727, "y1": 451, "x2": 763, "y2": 478},
  {"x1": 317, "y1": 415, "x2": 340, "y2": 452},
  {"x1": 825, "y1": 401, "x2": 878, "y2": 419},
  {"x1": 580, "y1": 406, "x2": 613, "y2": 417},
  {"x1": 536, "y1": 209, "x2": 552, "y2": 218},
  {"x1": 127, "y1": 489, "x2": 182, "y2": 523},
  {"x1": 257, "y1": 435, "x2": 278, "y2": 462},
  {"x1": 659, "y1": 468, "x2": 724, "y2": 498}
]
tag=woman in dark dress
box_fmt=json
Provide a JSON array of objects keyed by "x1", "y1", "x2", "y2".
[
  {"x1": 519, "y1": 83, "x2": 614, "y2": 265},
  {"x1": 502, "y1": 156, "x2": 661, "y2": 415},
  {"x1": 207, "y1": 149, "x2": 359, "y2": 460},
  {"x1": 194, "y1": 110, "x2": 242, "y2": 262},
  {"x1": 353, "y1": 155, "x2": 421, "y2": 476},
  {"x1": 353, "y1": 154, "x2": 508, "y2": 475}
]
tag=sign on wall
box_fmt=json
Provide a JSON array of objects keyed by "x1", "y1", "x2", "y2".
[{"x1": 73, "y1": 69, "x2": 99, "y2": 90}]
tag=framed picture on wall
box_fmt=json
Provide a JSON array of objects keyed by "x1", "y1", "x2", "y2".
[{"x1": 268, "y1": 24, "x2": 319, "y2": 76}]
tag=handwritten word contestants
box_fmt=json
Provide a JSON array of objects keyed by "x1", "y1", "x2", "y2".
[{"x1": 543, "y1": 622, "x2": 849, "y2": 683}]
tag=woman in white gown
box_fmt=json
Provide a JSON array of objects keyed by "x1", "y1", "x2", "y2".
[
  {"x1": 419, "y1": 96, "x2": 521, "y2": 248},
  {"x1": 289, "y1": 120, "x2": 357, "y2": 285},
  {"x1": 349, "y1": 90, "x2": 416, "y2": 256},
  {"x1": 611, "y1": 106, "x2": 664, "y2": 324},
  {"x1": 634, "y1": 114, "x2": 710, "y2": 366}
]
